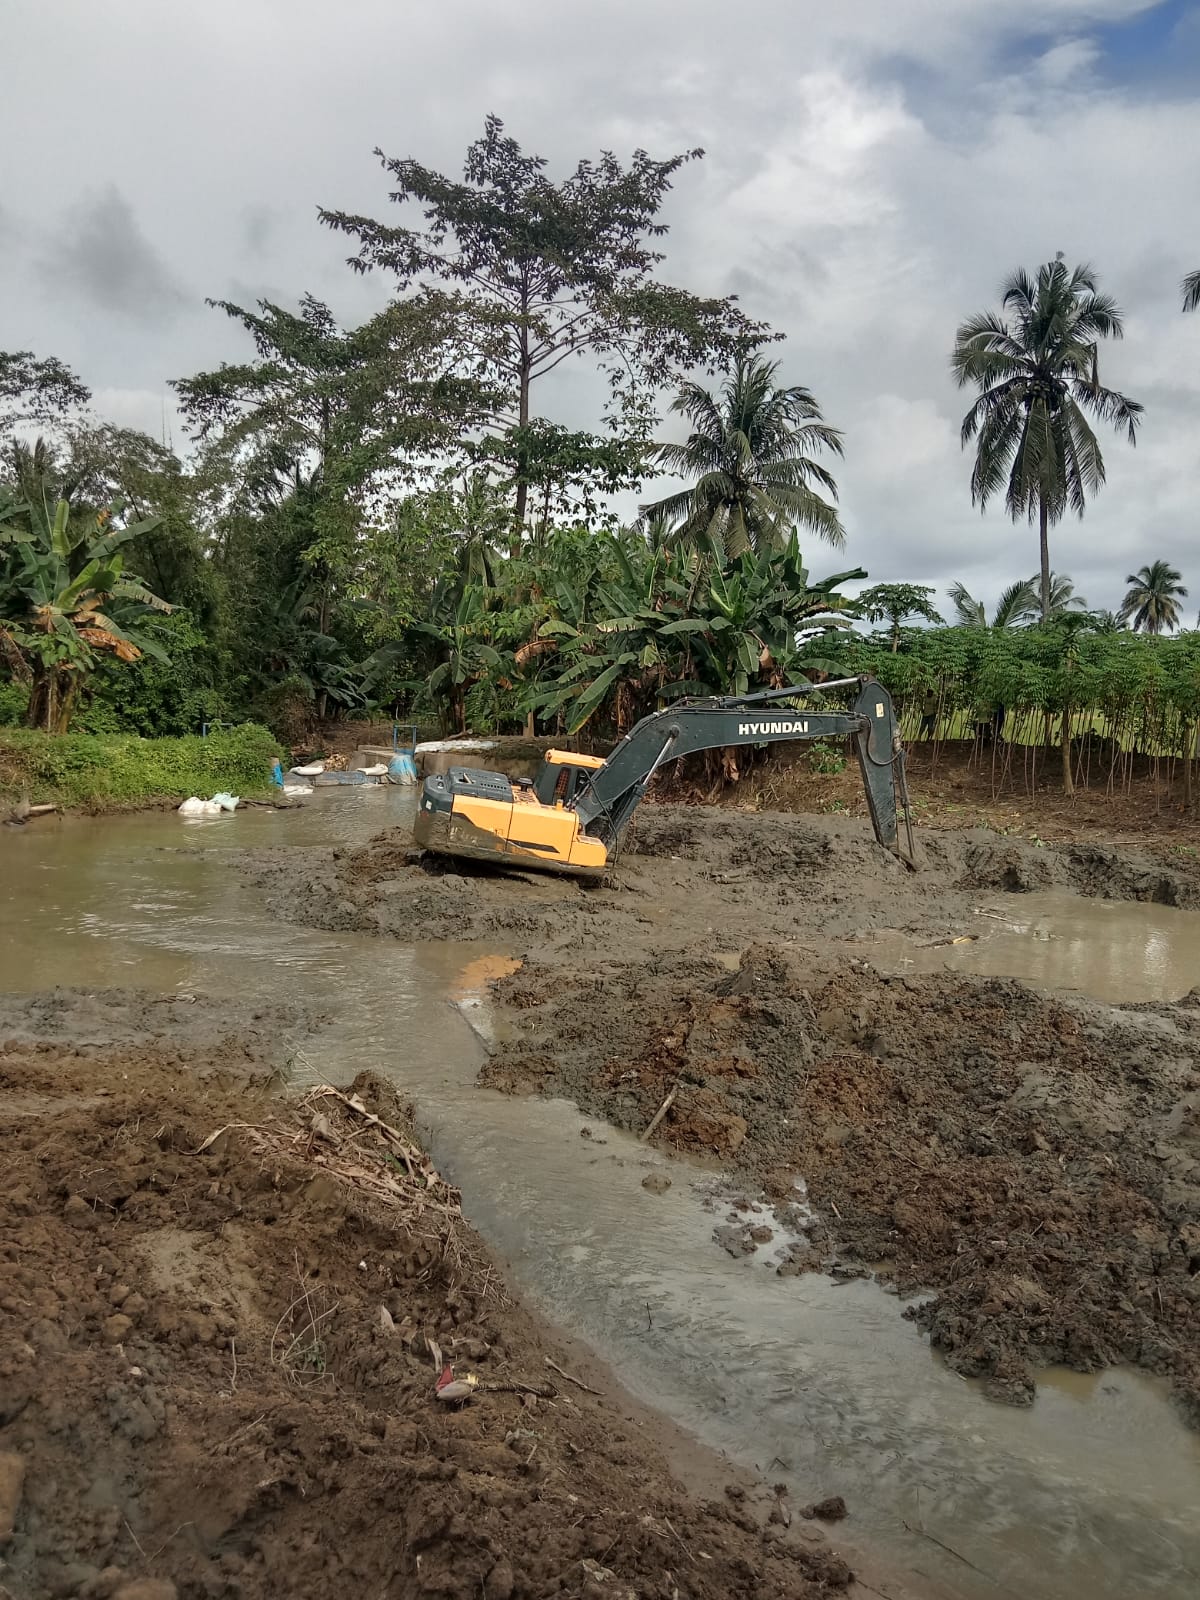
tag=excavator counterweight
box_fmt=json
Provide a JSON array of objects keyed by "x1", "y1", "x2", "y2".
[{"x1": 413, "y1": 676, "x2": 914, "y2": 878}]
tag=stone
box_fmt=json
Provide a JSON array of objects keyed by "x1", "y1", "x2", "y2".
[
  {"x1": 0, "y1": 1451, "x2": 26, "y2": 1542},
  {"x1": 803, "y1": 1494, "x2": 847, "y2": 1521},
  {"x1": 640, "y1": 1173, "x2": 671, "y2": 1195}
]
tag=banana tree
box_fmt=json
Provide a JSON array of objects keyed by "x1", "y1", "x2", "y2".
[
  {"x1": 1, "y1": 495, "x2": 171, "y2": 732},
  {"x1": 684, "y1": 534, "x2": 864, "y2": 695},
  {"x1": 530, "y1": 535, "x2": 702, "y2": 734},
  {"x1": 415, "y1": 582, "x2": 508, "y2": 733}
]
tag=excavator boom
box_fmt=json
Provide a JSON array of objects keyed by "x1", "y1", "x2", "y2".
[{"x1": 413, "y1": 676, "x2": 913, "y2": 877}]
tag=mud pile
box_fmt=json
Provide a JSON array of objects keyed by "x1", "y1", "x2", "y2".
[
  {"x1": 485, "y1": 946, "x2": 1200, "y2": 1416},
  {"x1": 0, "y1": 1001, "x2": 851, "y2": 1600},
  {"x1": 246, "y1": 804, "x2": 1200, "y2": 964}
]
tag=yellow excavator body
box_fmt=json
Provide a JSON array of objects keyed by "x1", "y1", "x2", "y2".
[{"x1": 412, "y1": 750, "x2": 611, "y2": 876}]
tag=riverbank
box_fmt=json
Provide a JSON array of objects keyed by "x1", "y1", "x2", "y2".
[
  {"x1": 0, "y1": 988, "x2": 860, "y2": 1600},
  {"x1": 251, "y1": 806, "x2": 1200, "y2": 1421},
  {"x1": 0, "y1": 725, "x2": 280, "y2": 815}
]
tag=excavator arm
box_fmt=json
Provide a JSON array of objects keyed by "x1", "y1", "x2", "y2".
[
  {"x1": 413, "y1": 676, "x2": 914, "y2": 876},
  {"x1": 574, "y1": 676, "x2": 909, "y2": 858}
]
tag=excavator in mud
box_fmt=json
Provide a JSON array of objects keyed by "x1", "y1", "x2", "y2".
[{"x1": 413, "y1": 675, "x2": 915, "y2": 879}]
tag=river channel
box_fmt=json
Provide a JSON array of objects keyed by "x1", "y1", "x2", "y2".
[{"x1": 2, "y1": 789, "x2": 1198, "y2": 1600}]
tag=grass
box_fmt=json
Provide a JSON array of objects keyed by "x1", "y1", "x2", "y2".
[{"x1": 0, "y1": 723, "x2": 282, "y2": 812}]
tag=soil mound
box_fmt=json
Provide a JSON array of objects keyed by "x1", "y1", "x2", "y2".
[
  {"x1": 0, "y1": 1007, "x2": 851, "y2": 1600},
  {"x1": 485, "y1": 946, "x2": 1200, "y2": 1416}
]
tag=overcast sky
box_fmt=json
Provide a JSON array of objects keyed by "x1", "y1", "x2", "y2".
[{"x1": 3, "y1": 0, "x2": 1199, "y2": 616}]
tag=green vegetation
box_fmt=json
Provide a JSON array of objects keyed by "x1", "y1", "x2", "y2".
[
  {"x1": 821, "y1": 623, "x2": 1200, "y2": 778},
  {"x1": 1, "y1": 122, "x2": 1198, "y2": 818},
  {"x1": 641, "y1": 355, "x2": 845, "y2": 556},
  {"x1": 1, "y1": 446, "x2": 172, "y2": 731},
  {"x1": 948, "y1": 571, "x2": 1086, "y2": 628},
  {"x1": 858, "y1": 583, "x2": 943, "y2": 650},
  {"x1": 0, "y1": 723, "x2": 281, "y2": 810}
]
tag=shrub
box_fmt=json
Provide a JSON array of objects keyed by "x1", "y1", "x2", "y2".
[{"x1": 0, "y1": 723, "x2": 282, "y2": 809}]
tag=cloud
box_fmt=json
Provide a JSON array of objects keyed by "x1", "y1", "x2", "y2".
[
  {"x1": 2, "y1": 0, "x2": 1198, "y2": 616},
  {"x1": 43, "y1": 186, "x2": 189, "y2": 322}
]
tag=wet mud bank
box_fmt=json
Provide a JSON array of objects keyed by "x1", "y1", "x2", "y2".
[
  {"x1": 247, "y1": 804, "x2": 1200, "y2": 961},
  {"x1": 0, "y1": 995, "x2": 853, "y2": 1600},
  {"x1": 487, "y1": 949, "x2": 1200, "y2": 1416},
  {"x1": 250, "y1": 805, "x2": 1200, "y2": 1419}
]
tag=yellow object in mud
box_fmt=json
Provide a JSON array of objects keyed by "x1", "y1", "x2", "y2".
[{"x1": 413, "y1": 753, "x2": 611, "y2": 877}]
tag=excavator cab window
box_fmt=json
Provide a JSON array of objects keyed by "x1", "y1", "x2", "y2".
[{"x1": 534, "y1": 760, "x2": 591, "y2": 808}]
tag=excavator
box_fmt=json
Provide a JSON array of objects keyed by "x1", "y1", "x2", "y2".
[{"x1": 412, "y1": 675, "x2": 915, "y2": 879}]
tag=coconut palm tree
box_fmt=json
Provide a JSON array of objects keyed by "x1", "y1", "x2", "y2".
[
  {"x1": 1119, "y1": 560, "x2": 1188, "y2": 633},
  {"x1": 641, "y1": 355, "x2": 844, "y2": 559},
  {"x1": 952, "y1": 259, "x2": 1142, "y2": 622},
  {"x1": 948, "y1": 572, "x2": 1085, "y2": 628},
  {"x1": 948, "y1": 579, "x2": 1036, "y2": 628},
  {"x1": 1182, "y1": 272, "x2": 1200, "y2": 313}
]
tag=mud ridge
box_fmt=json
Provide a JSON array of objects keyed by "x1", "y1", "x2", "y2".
[
  {"x1": 0, "y1": 1003, "x2": 852, "y2": 1600},
  {"x1": 244, "y1": 805, "x2": 1200, "y2": 962},
  {"x1": 484, "y1": 944, "x2": 1200, "y2": 1416}
]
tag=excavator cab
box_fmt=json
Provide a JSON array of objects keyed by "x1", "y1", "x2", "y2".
[{"x1": 532, "y1": 750, "x2": 606, "y2": 808}]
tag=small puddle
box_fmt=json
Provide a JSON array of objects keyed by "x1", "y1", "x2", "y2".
[
  {"x1": 854, "y1": 892, "x2": 1200, "y2": 1003},
  {"x1": 2, "y1": 801, "x2": 1200, "y2": 1599}
]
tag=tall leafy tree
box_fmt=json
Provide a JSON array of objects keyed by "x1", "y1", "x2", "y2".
[
  {"x1": 857, "y1": 582, "x2": 942, "y2": 651},
  {"x1": 321, "y1": 116, "x2": 769, "y2": 538},
  {"x1": 952, "y1": 259, "x2": 1141, "y2": 622},
  {"x1": 176, "y1": 292, "x2": 483, "y2": 645},
  {"x1": 0, "y1": 350, "x2": 90, "y2": 440},
  {"x1": 174, "y1": 293, "x2": 480, "y2": 507},
  {"x1": 641, "y1": 355, "x2": 844, "y2": 558},
  {"x1": 1119, "y1": 560, "x2": 1188, "y2": 633}
]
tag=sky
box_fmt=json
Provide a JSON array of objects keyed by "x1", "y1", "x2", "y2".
[{"x1": 2, "y1": 0, "x2": 1199, "y2": 618}]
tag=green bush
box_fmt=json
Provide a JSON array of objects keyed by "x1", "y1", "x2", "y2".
[
  {"x1": 0, "y1": 723, "x2": 282, "y2": 810},
  {"x1": 0, "y1": 682, "x2": 28, "y2": 727},
  {"x1": 77, "y1": 611, "x2": 230, "y2": 737},
  {"x1": 807, "y1": 740, "x2": 847, "y2": 775}
]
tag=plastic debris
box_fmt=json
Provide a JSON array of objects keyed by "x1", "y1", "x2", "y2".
[
  {"x1": 178, "y1": 797, "x2": 223, "y2": 817},
  {"x1": 434, "y1": 1364, "x2": 479, "y2": 1403}
]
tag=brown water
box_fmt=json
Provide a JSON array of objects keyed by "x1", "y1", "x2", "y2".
[
  {"x1": 2, "y1": 795, "x2": 1199, "y2": 1600},
  {"x1": 857, "y1": 892, "x2": 1200, "y2": 1002}
]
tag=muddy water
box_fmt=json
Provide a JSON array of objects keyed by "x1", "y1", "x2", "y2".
[
  {"x1": 859, "y1": 892, "x2": 1200, "y2": 1003},
  {"x1": 2, "y1": 797, "x2": 1200, "y2": 1600}
]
